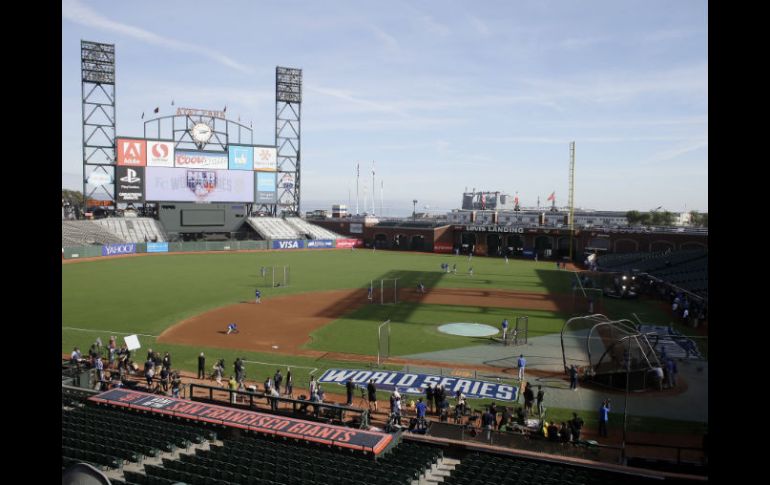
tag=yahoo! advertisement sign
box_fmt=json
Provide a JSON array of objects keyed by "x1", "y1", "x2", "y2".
[{"x1": 102, "y1": 243, "x2": 136, "y2": 257}]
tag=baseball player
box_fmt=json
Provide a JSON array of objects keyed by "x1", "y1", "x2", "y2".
[
  {"x1": 226, "y1": 323, "x2": 238, "y2": 335},
  {"x1": 255, "y1": 289, "x2": 262, "y2": 304},
  {"x1": 418, "y1": 281, "x2": 426, "y2": 294},
  {"x1": 367, "y1": 284, "x2": 374, "y2": 302},
  {"x1": 501, "y1": 318, "x2": 509, "y2": 342}
]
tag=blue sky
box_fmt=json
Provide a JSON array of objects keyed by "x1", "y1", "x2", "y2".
[{"x1": 62, "y1": 0, "x2": 707, "y2": 216}]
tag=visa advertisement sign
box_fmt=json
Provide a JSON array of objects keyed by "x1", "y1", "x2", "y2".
[
  {"x1": 102, "y1": 243, "x2": 136, "y2": 257},
  {"x1": 272, "y1": 239, "x2": 305, "y2": 250},
  {"x1": 306, "y1": 240, "x2": 333, "y2": 249},
  {"x1": 146, "y1": 242, "x2": 169, "y2": 253},
  {"x1": 228, "y1": 145, "x2": 254, "y2": 171}
]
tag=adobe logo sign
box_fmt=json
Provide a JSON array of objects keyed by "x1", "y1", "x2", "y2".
[
  {"x1": 146, "y1": 141, "x2": 175, "y2": 167},
  {"x1": 117, "y1": 139, "x2": 147, "y2": 166}
]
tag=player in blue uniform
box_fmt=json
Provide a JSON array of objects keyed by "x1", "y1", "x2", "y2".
[
  {"x1": 255, "y1": 289, "x2": 262, "y2": 304},
  {"x1": 367, "y1": 284, "x2": 373, "y2": 302},
  {"x1": 226, "y1": 323, "x2": 238, "y2": 335}
]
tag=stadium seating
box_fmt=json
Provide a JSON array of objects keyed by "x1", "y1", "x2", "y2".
[
  {"x1": 443, "y1": 451, "x2": 662, "y2": 485},
  {"x1": 246, "y1": 217, "x2": 303, "y2": 240},
  {"x1": 95, "y1": 218, "x2": 167, "y2": 243},
  {"x1": 62, "y1": 220, "x2": 125, "y2": 247},
  {"x1": 284, "y1": 217, "x2": 344, "y2": 239}
]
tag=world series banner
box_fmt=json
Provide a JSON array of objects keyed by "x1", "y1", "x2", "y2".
[
  {"x1": 89, "y1": 389, "x2": 392, "y2": 454},
  {"x1": 319, "y1": 369, "x2": 518, "y2": 401}
]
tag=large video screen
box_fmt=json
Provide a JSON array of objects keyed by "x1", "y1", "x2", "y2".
[{"x1": 145, "y1": 167, "x2": 255, "y2": 202}]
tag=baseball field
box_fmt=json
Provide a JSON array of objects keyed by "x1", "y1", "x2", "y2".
[{"x1": 63, "y1": 249, "x2": 679, "y2": 391}]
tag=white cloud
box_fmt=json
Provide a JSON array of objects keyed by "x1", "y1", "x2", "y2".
[{"x1": 62, "y1": 0, "x2": 254, "y2": 74}]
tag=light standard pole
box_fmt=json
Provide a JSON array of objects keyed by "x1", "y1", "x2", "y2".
[
  {"x1": 621, "y1": 335, "x2": 631, "y2": 465},
  {"x1": 413, "y1": 200, "x2": 418, "y2": 221}
]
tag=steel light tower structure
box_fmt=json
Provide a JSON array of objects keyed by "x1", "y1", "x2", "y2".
[
  {"x1": 275, "y1": 67, "x2": 302, "y2": 216},
  {"x1": 81, "y1": 41, "x2": 116, "y2": 211},
  {"x1": 568, "y1": 141, "x2": 576, "y2": 260}
]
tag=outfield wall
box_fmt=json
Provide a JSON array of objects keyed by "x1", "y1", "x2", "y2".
[{"x1": 62, "y1": 238, "x2": 365, "y2": 259}]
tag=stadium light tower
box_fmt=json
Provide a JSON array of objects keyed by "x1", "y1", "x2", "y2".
[{"x1": 413, "y1": 199, "x2": 418, "y2": 221}]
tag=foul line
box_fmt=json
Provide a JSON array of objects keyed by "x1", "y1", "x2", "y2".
[{"x1": 63, "y1": 327, "x2": 159, "y2": 338}]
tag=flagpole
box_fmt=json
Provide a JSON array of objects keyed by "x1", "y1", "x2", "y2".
[
  {"x1": 372, "y1": 160, "x2": 376, "y2": 216},
  {"x1": 356, "y1": 163, "x2": 360, "y2": 216}
]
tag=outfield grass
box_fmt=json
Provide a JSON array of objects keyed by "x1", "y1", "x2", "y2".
[{"x1": 63, "y1": 250, "x2": 679, "y2": 370}]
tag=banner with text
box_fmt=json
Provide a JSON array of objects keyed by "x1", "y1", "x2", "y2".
[
  {"x1": 146, "y1": 167, "x2": 254, "y2": 203},
  {"x1": 255, "y1": 172, "x2": 277, "y2": 203},
  {"x1": 253, "y1": 146, "x2": 277, "y2": 171},
  {"x1": 146, "y1": 242, "x2": 169, "y2": 253},
  {"x1": 319, "y1": 368, "x2": 517, "y2": 401},
  {"x1": 146, "y1": 141, "x2": 175, "y2": 167},
  {"x1": 115, "y1": 166, "x2": 145, "y2": 203},
  {"x1": 434, "y1": 243, "x2": 454, "y2": 253},
  {"x1": 306, "y1": 240, "x2": 334, "y2": 249},
  {"x1": 89, "y1": 389, "x2": 391, "y2": 454},
  {"x1": 336, "y1": 239, "x2": 364, "y2": 249},
  {"x1": 102, "y1": 243, "x2": 136, "y2": 257},
  {"x1": 117, "y1": 139, "x2": 146, "y2": 166},
  {"x1": 175, "y1": 150, "x2": 228, "y2": 169},
  {"x1": 272, "y1": 239, "x2": 305, "y2": 250}
]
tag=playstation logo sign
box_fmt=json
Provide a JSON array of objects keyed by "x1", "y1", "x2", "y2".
[{"x1": 120, "y1": 169, "x2": 141, "y2": 183}]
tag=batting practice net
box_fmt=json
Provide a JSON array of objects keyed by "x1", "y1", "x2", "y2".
[
  {"x1": 263, "y1": 265, "x2": 290, "y2": 288},
  {"x1": 377, "y1": 320, "x2": 391, "y2": 366},
  {"x1": 379, "y1": 278, "x2": 399, "y2": 305}
]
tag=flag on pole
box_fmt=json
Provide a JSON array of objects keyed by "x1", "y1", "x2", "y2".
[
  {"x1": 141, "y1": 112, "x2": 145, "y2": 119},
  {"x1": 547, "y1": 191, "x2": 555, "y2": 202},
  {"x1": 514, "y1": 194, "x2": 519, "y2": 205},
  {"x1": 223, "y1": 105, "x2": 227, "y2": 112},
  {"x1": 153, "y1": 107, "x2": 159, "y2": 114},
  {"x1": 357, "y1": 163, "x2": 359, "y2": 177},
  {"x1": 171, "y1": 99, "x2": 175, "y2": 106}
]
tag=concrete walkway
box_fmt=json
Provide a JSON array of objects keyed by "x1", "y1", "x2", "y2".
[{"x1": 401, "y1": 335, "x2": 708, "y2": 423}]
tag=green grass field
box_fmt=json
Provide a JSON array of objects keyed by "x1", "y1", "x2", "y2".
[{"x1": 63, "y1": 250, "x2": 682, "y2": 385}]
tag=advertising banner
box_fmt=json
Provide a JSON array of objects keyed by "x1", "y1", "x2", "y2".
[
  {"x1": 145, "y1": 167, "x2": 254, "y2": 202},
  {"x1": 319, "y1": 369, "x2": 517, "y2": 401},
  {"x1": 350, "y1": 223, "x2": 363, "y2": 234},
  {"x1": 228, "y1": 145, "x2": 254, "y2": 171},
  {"x1": 87, "y1": 171, "x2": 112, "y2": 186},
  {"x1": 434, "y1": 243, "x2": 453, "y2": 253},
  {"x1": 175, "y1": 150, "x2": 228, "y2": 169},
  {"x1": 102, "y1": 243, "x2": 136, "y2": 257},
  {"x1": 279, "y1": 173, "x2": 295, "y2": 189},
  {"x1": 255, "y1": 172, "x2": 277, "y2": 203},
  {"x1": 117, "y1": 139, "x2": 147, "y2": 166},
  {"x1": 306, "y1": 240, "x2": 333, "y2": 249},
  {"x1": 336, "y1": 239, "x2": 364, "y2": 249},
  {"x1": 253, "y1": 146, "x2": 277, "y2": 171},
  {"x1": 272, "y1": 239, "x2": 305, "y2": 250},
  {"x1": 146, "y1": 141, "x2": 175, "y2": 167},
  {"x1": 146, "y1": 242, "x2": 169, "y2": 253},
  {"x1": 89, "y1": 389, "x2": 392, "y2": 454},
  {"x1": 115, "y1": 166, "x2": 145, "y2": 203}
]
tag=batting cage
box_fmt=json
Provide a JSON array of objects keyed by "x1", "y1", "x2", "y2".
[{"x1": 560, "y1": 314, "x2": 661, "y2": 391}]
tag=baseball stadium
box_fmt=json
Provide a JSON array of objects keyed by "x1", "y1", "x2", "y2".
[{"x1": 62, "y1": 40, "x2": 708, "y2": 484}]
